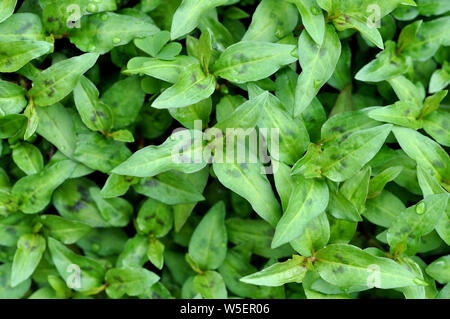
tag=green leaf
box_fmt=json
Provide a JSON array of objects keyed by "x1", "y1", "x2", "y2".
[
  {"x1": 112, "y1": 130, "x2": 206, "y2": 178},
  {"x1": 214, "y1": 41, "x2": 297, "y2": 84},
  {"x1": 218, "y1": 248, "x2": 260, "y2": 298},
  {"x1": 326, "y1": 190, "x2": 362, "y2": 222},
  {"x1": 89, "y1": 187, "x2": 132, "y2": 227},
  {"x1": 318, "y1": 0, "x2": 410, "y2": 49},
  {"x1": 388, "y1": 76, "x2": 424, "y2": 107},
  {"x1": 423, "y1": 110, "x2": 450, "y2": 147},
  {"x1": 290, "y1": 212, "x2": 330, "y2": 257},
  {"x1": 340, "y1": 166, "x2": 371, "y2": 214},
  {"x1": 40, "y1": 215, "x2": 91, "y2": 244},
  {"x1": 188, "y1": 201, "x2": 227, "y2": 270},
  {"x1": 272, "y1": 176, "x2": 329, "y2": 248},
  {"x1": 100, "y1": 76, "x2": 146, "y2": 129},
  {"x1": 213, "y1": 160, "x2": 281, "y2": 228},
  {"x1": 100, "y1": 174, "x2": 138, "y2": 198},
  {"x1": 363, "y1": 191, "x2": 405, "y2": 228},
  {"x1": 136, "y1": 198, "x2": 173, "y2": 237},
  {"x1": 73, "y1": 76, "x2": 113, "y2": 132},
  {"x1": 355, "y1": 41, "x2": 411, "y2": 82},
  {"x1": 0, "y1": 13, "x2": 46, "y2": 42},
  {"x1": 11, "y1": 160, "x2": 77, "y2": 214},
  {"x1": 105, "y1": 267, "x2": 159, "y2": 299},
  {"x1": 241, "y1": 255, "x2": 307, "y2": 287},
  {"x1": 11, "y1": 142, "x2": 44, "y2": 175},
  {"x1": 169, "y1": 98, "x2": 212, "y2": 129},
  {"x1": 368, "y1": 101, "x2": 422, "y2": 129},
  {"x1": 116, "y1": 235, "x2": 149, "y2": 268},
  {"x1": 315, "y1": 243, "x2": 418, "y2": 289},
  {"x1": 77, "y1": 228, "x2": 127, "y2": 257},
  {"x1": 0, "y1": 40, "x2": 53, "y2": 73},
  {"x1": 402, "y1": 16, "x2": 450, "y2": 61},
  {"x1": 70, "y1": 12, "x2": 160, "y2": 54},
  {"x1": 40, "y1": 0, "x2": 117, "y2": 35},
  {"x1": 426, "y1": 255, "x2": 450, "y2": 284},
  {"x1": 125, "y1": 56, "x2": 197, "y2": 83},
  {"x1": 198, "y1": 29, "x2": 212, "y2": 73},
  {"x1": 23, "y1": 102, "x2": 39, "y2": 140},
  {"x1": 420, "y1": 90, "x2": 447, "y2": 118},
  {"x1": 29, "y1": 53, "x2": 99, "y2": 106},
  {"x1": 319, "y1": 124, "x2": 393, "y2": 182},
  {"x1": 48, "y1": 237, "x2": 105, "y2": 292},
  {"x1": 152, "y1": 64, "x2": 216, "y2": 109},
  {"x1": 214, "y1": 91, "x2": 267, "y2": 131},
  {"x1": 368, "y1": 166, "x2": 404, "y2": 198},
  {"x1": 35, "y1": 103, "x2": 77, "y2": 157},
  {"x1": 73, "y1": 132, "x2": 131, "y2": 173},
  {"x1": 226, "y1": 218, "x2": 294, "y2": 259},
  {"x1": 134, "y1": 170, "x2": 206, "y2": 205},
  {"x1": 242, "y1": 0, "x2": 298, "y2": 43},
  {"x1": 0, "y1": 80, "x2": 27, "y2": 116},
  {"x1": 11, "y1": 234, "x2": 46, "y2": 287},
  {"x1": 320, "y1": 108, "x2": 380, "y2": 143},
  {"x1": 0, "y1": 0, "x2": 17, "y2": 23},
  {"x1": 429, "y1": 61, "x2": 450, "y2": 93},
  {"x1": 273, "y1": 160, "x2": 295, "y2": 210},
  {"x1": 289, "y1": 0, "x2": 324, "y2": 45},
  {"x1": 397, "y1": 20, "x2": 423, "y2": 53},
  {"x1": 0, "y1": 214, "x2": 34, "y2": 247},
  {"x1": 328, "y1": 41, "x2": 352, "y2": 91},
  {"x1": 386, "y1": 193, "x2": 449, "y2": 255},
  {"x1": 53, "y1": 178, "x2": 111, "y2": 228},
  {"x1": 109, "y1": 129, "x2": 134, "y2": 143},
  {"x1": 392, "y1": 126, "x2": 450, "y2": 190},
  {"x1": 417, "y1": 0, "x2": 450, "y2": 16},
  {"x1": 193, "y1": 270, "x2": 228, "y2": 299},
  {"x1": 170, "y1": 0, "x2": 236, "y2": 40},
  {"x1": 0, "y1": 263, "x2": 31, "y2": 299},
  {"x1": 134, "y1": 30, "x2": 170, "y2": 57},
  {"x1": 0, "y1": 114, "x2": 25, "y2": 139},
  {"x1": 294, "y1": 25, "x2": 341, "y2": 117},
  {"x1": 252, "y1": 87, "x2": 310, "y2": 165},
  {"x1": 147, "y1": 238, "x2": 165, "y2": 270}
]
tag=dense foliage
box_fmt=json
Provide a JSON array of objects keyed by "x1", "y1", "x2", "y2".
[{"x1": 0, "y1": 0, "x2": 449, "y2": 299}]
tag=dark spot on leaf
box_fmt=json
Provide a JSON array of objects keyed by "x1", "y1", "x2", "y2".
[
  {"x1": 144, "y1": 179, "x2": 158, "y2": 187},
  {"x1": 331, "y1": 127, "x2": 345, "y2": 133},
  {"x1": 433, "y1": 160, "x2": 443, "y2": 168},
  {"x1": 73, "y1": 200, "x2": 85, "y2": 212},
  {"x1": 156, "y1": 218, "x2": 165, "y2": 226},
  {"x1": 48, "y1": 87, "x2": 55, "y2": 97},
  {"x1": 77, "y1": 186, "x2": 89, "y2": 201},
  {"x1": 19, "y1": 22, "x2": 33, "y2": 34}
]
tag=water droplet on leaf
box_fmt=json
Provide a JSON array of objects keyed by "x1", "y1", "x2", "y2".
[
  {"x1": 113, "y1": 37, "x2": 121, "y2": 44},
  {"x1": 416, "y1": 202, "x2": 426, "y2": 214}
]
